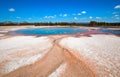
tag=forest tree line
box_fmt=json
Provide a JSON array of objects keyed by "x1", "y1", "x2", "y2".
[
  {"x1": 0, "y1": 21, "x2": 120, "y2": 27},
  {"x1": 89, "y1": 21, "x2": 120, "y2": 27}
]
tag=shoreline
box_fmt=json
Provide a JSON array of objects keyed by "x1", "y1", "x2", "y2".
[
  {"x1": 0, "y1": 26, "x2": 120, "y2": 77},
  {"x1": 1, "y1": 25, "x2": 120, "y2": 38}
]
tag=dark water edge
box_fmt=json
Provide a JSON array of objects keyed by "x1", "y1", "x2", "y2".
[{"x1": 99, "y1": 28, "x2": 120, "y2": 35}]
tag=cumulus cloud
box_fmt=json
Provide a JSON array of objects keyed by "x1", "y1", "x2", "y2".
[
  {"x1": 96, "y1": 17, "x2": 101, "y2": 19},
  {"x1": 63, "y1": 14, "x2": 67, "y2": 17},
  {"x1": 81, "y1": 11, "x2": 87, "y2": 14},
  {"x1": 44, "y1": 15, "x2": 56, "y2": 19},
  {"x1": 59, "y1": 14, "x2": 68, "y2": 17},
  {"x1": 74, "y1": 17, "x2": 78, "y2": 20},
  {"x1": 72, "y1": 13, "x2": 81, "y2": 16},
  {"x1": 112, "y1": 15, "x2": 120, "y2": 20},
  {"x1": 89, "y1": 16, "x2": 93, "y2": 19},
  {"x1": 112, "y1": 14, "x2": 120, "y2": 20},
  {"x1": 115, "y1": 15, "x2": 119, "y2": 17},
  {"x1": 114, "y1": 5, "x2": 120, "y2": 9},
  {"x1": 78, "y1": 13, "x2": 81, "y2": 15},
  {"x1": 9, "y1": 8, "x2": 15, "y2": 12},
  {"x1": 44, "y1": 16, "x2": 49, "y2": 18}
]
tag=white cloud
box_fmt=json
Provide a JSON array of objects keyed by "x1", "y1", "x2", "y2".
[
  {"x1": 74, "y1": 17, "x2": 78, "y2": 20},
  {"x1": 114, "y1": 5, "x2": 120, "y2": 9},
  {"x1": 112, "y1": 15, "x2": 120, "y2": 20},
  {"x1": 96, "y1": 17, "x2": 101, "y2": 19},
  {"x1": 89, "y1": 16, "x2": 93, "y2": 19},
  {"x1": 59, "y1": 14, "x2": 68, "y2": 17},
  {"x1": 115, "y1": 15, "x2": 119, "y2": 17},
  {"x1": 44, "y1": 15, "x2": 56, "y2": 19},
  {"x1": 63, "y1": 14, "x2": 67, "y2": 17},
  {"x1": 44, "y1": 16, "x2": 48, "y2": 18},
  {"x1": 9, "y1": 8, "x2": 15, "y2": 12},
  {"x1": 50, "y1": 16, "x2": 55, "y2": 18},
  {"x1": 81, "y1": 11, "x2": 87, "y2": 14},
  {"x1": 78, "y1": 13, "x2": 81, "y2": 15},
  {"x1": 72, "y1": 13, "x2": 81, "y2": 16}
]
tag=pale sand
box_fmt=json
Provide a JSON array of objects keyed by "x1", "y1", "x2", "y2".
[
  {"x1": 0, "y1": 36, "x2": 52, "y2": 75},
  {"x1": 49, "y1": 63, "x2": 67, "y2": 77},
  {"x1": 0, "y1": 26, "x2": 120, "y2": 77},
  {"x1": 60, "y1": 34, "x2": 120, "y2": 77}
]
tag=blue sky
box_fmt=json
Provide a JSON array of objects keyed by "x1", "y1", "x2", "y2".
[{"x1": 0, "y1": 0, "x2": 120, "y2": 23}]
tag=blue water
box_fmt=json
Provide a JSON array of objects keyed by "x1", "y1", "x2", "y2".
[
  {"x1": 9, "y1": 27, "x2": 88, "y2": 35},
  {"x1": 9, "y1": 27, "x2": 120, "y2": 35},
  {"x1": 99, "y1": 28, "x2": 120, "y2": 35}
]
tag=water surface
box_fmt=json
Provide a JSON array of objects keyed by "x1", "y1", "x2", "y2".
[
  {"x1": 9, "y1": 27, "x2": 88, "y2": 35},
  {"x1": 99, "y1": 28, "x2": 120, "y2": 35},
  {"x1": 9, "y1": 27, "x2": 120, "y2": 36}
]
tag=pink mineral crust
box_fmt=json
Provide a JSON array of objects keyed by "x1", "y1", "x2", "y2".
[
  {"x1": 0, "y1": 36, "x2": 53, "y2": 76},
  {"x1": 60, "y1": 34, "x2": 120, "y2": 77},
  {"x1": 0, "y1": 26, "x2": 120, "y2": 77}
]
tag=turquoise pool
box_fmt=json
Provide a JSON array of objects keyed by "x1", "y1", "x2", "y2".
[
  {"x1": 9, "y1": 27, "x2": 120, "y2": 35},
  {"x1": 9, "y1": 27, "x2": 88, "y2": 35}
]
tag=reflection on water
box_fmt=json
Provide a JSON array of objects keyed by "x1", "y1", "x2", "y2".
[
  {"x1": 9, "y1": 27, "x2": 88, "y2": 35},
  {"x1": 9, "y1": 27, "x2": 120, "y2": 36},
  {"x1": 99, "y1": 28, "x2": 120, "y2": 35}
]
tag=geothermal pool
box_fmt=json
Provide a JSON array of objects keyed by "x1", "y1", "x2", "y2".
[
  {"x1": 99, "y1": 28, "x2": 120, "y2": 35},
  {"x1": 9, "y1": 27, "x2": 120, "y2": 35},
  {"x1": 9, "y1": 27, "x2": 88, "y2": 35}
]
